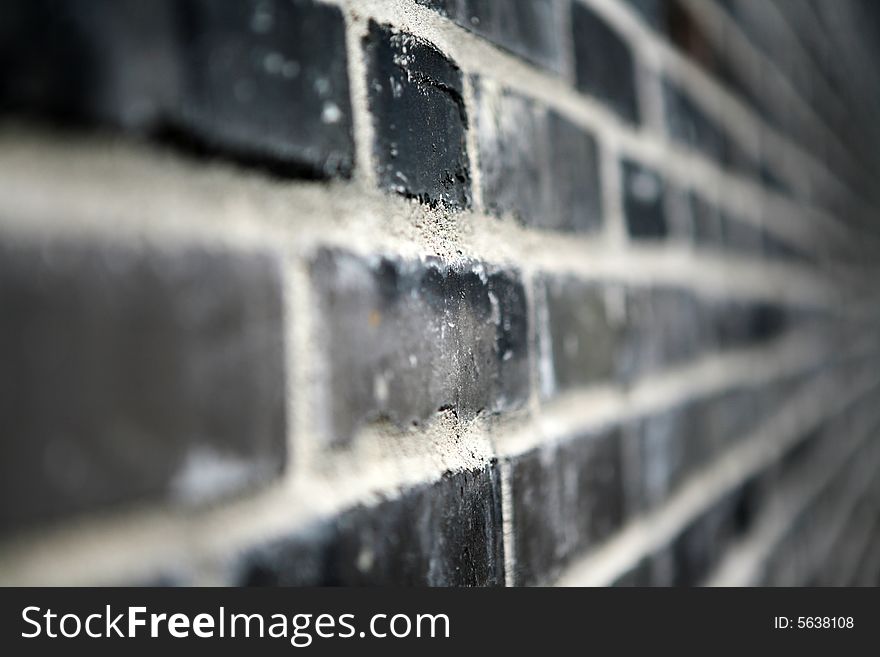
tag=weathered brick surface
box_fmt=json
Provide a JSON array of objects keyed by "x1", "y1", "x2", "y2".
[
  {"x1": 0, "y1": 239, "x2": 286, "y2": 533},
  {"x1": 239, "y1": 464, "x2": 505, "y2": 586},
  {"x1": 179, "y1": 0, "x2": 355, "y2": 176},
  {"x1": 418, "y1": 0, "x2": 563, "y2": 73},
  {"x1": 0, "y1": 0, "x2": 876, "y2": 590},
  {"x1": 474, "y1": 82, "x2": 602, "y2": 232},
  {"x1": 508, "y1": 428, "x2": 626, "y2": 586},
  {"x1": 539, "y1": 276, "x2": 798, "y2": 397},
  {"x1": 366, "y1": 22, "x2": 471, "y2": 208},
  {"x1": 310, "y1": 248, "x2": 528, "y2": 444}
]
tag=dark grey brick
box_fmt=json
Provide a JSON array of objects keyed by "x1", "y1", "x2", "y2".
[
  {"x1": 670, "y1": 494, "x2": 740, "y2": 586},
  {"x1": 664, "y1": 80, "x2": 728, "y2": 165},
  {"x1": 475, "y1": 82, "x2": 602, "y2": 233},
  {"x1": 539, "y1": 277, "x2": 624, "y2": 395},
  {"x1": 310, "y1": 249, "x2": 529, "y2": 445},
  {"x1": 688, "y1": 192, "x2": 724, "y2": 247},
  {"x1": 509, "y1": 428, "x2": 625, "y2": 585},
  {"x1": 539, "y1": 278, "x2": 708, "y2": 396},
  {"x1": 0, "y1": 0, "x2": 181, "y2": 130},
  {"x1": 663, "y1": 79, "x2": 756, "y2": 175},
  {"x1": 365, "y1": 22, "x2": 471, "y2": 209},
  {"x1": 622, "y1": 159, "x2": 667, "y2": 240},
  {"x1": 720, "y1": 212, "x2": 764, "y2": 256},
  {"x1": 0, "y1": 239, "x2": 286, "y2": 533},
  {"x1": 622, "y1": 0, "x2": 666, "y2": 29},
  {"x1": 239, "y1": 464, "x2": 505, "y2": 586},
  {"x1": 180, "y1": 0, "x2": 354, "y2": 177},
  {"x1": 620, "y1": 287, "x2": 707, "y2": 379},
  {"x1": 622, "y1": 406, "x2": 689, "y2": 511},
  {"x1": 571, "y1": 2, "x2": 640, "y2": 123},
  {"x1": 419, "y1": 0, "x2": 562, "y2": 73},
  {"x1": 709, "y1": 300, "x2": 788, "y2": 348}
]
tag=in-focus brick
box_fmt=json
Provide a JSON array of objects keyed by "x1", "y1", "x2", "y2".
[
  {"x1": 571, "y1": 2, "x2": 640, "y2": 123},
  {"x1": 180, "y1": 0, "x2": 354, "y2": 177},
  {"x1": 509, "y1": 428, "x2": 626, "y2": 585},
  {"x1": 0, "y1": 239, "x2": 286, "y2": 533},
  {"x1": 310, "y1": 249, "x2": 528, "y2": 445},
  {"x1": 239, "y1": 464, "x2": 505, "y2": 586},
  {"x1": 365, "y1": 22, "x2": 471, "y2": 208},
  {"x1": 622, "y1": 159, "x2": 667, "y2": 239},
  {"x1": 475, "y1": 82, "x2": 602, "y2": 232},
  {"x1": 419, "y1": 0, "x2": 562, "y2": 73}
]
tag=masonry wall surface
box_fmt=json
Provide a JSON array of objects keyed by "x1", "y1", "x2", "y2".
[{"x1": 1, "y1": 0, "x2": 880, "y2": 586}]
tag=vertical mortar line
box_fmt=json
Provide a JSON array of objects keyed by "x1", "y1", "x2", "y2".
[
  {"x1": 500, "y1": 458, "x2": 516, "y2": 587},
  {"x1": 340, "y1": 4, "x2": 378, "y2": 192},
  {"x1": 556, "y1": 0, "x2": 576, "y2": 87},
  {"x1": 462, "y1": 74, "x2": 484, "y2": 214},
  {"x1": 286, "y1": 253, "x2": 317, "y2": 477},
  {"x1": 600, "y1": 132, "x2": 627, "y2": 252},
  {"x1": 500, "y1": 267, "x2": 543, "y2": 587},
  {"x1": 638, "y1": 44, "x2": 668, "y2": 143}
]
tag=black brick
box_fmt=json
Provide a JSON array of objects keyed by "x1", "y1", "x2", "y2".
[
  {"x1": 180, "y1": 0, "x2": 354, "y2": 177},
  {"x1": 475, "y1": 82, "x2": 602, "y2": 232},
  {"x1": 239, "y1": 464, "x2": 505, "y2": 586},
  {"x1": 571, "y1": 2, "x2": 640, "y2": 123},
  {"x1": 622, "y1": 159, "x2": 668, "y2": 239},
  {"x1": 509, "y1": 428, "x2": 625, "y2": 585},
  {"x1": 365, "y1": 22, "x2": 471, "y2": 209},
  {"x1": 310, "y1": 249, "x2": 528, "y2": 445},
  {"x1": 0, "y1": 239, "x2": 286, "y2": 533}
]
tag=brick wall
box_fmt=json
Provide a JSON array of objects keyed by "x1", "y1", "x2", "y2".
[{"x1": 1, "y1": 0, "x2": 879, "y2": 586}]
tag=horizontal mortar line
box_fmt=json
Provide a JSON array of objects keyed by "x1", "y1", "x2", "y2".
[
  {"x1": 0, "y1": 418, "x2": 499, "y2": 586},
  {"x1": 552, "y1": 366, "x2": 880, "y2": 587},
  {"x1": 0, "y1": 338, "x2": 852, "y2": 586},
  {"x1": 327, "y1": 0, "x2": 855, "y2": 241},
  {"x1": 574, "y1": 0, "x2": 864, "y2": 210},
  {"x1": 494, "y1": 329, "x2": 858, "y2": 458},
  {"x1": 679, "y1": 0, "x2": 869, "y2": 188},
  {"x1": 705, "y1": 413, "x2": 880, "y2": 587},
  {"x1": 0, "y1": 134, "x2": 840, "y2": 308}
]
